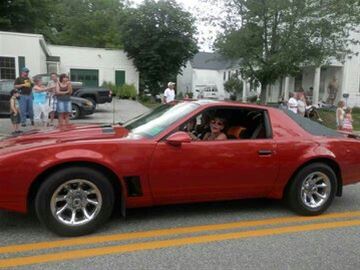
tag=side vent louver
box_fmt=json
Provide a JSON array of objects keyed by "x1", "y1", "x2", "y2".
[{"x1": 124, "y1": 176, "x2": 143, "y2": 197}]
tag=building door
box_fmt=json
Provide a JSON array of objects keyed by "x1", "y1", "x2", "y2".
[
  {"x1": 70, "y1": 69, "x2": 99, "y2": 87},
  {"x1": 115, "y1": 70, "x2": 125, "y2": 86}
]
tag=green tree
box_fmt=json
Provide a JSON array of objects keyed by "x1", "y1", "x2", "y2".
[
  {"x1": 224, "y1": 74, "x2": 243, "y2": 100},
  {"x1": 121, "y1": 0, "x2": 198, "y2": 95},
  {"x1": 214, "y1": 0, "x2": 360, "y2": 102},
  {"x1": 48, "y1": 0, "x2": 126, "y2": 48},
  {"x1": 0, "y1": 0, "x2": 53, "y2": 35}
]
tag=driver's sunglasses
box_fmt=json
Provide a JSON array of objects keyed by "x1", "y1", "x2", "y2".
[{"x1": 211, "y1": 120, "x2": 224, "y2": 127}]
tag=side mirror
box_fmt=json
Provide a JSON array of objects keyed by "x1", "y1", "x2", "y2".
[{"x1": 166, "y1": 131, "x2": 192, "y2": 146}]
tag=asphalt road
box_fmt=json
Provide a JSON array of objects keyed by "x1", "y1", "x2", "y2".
[{"x1": 0, "y1": 99, "x2": 359, "y2": 270}]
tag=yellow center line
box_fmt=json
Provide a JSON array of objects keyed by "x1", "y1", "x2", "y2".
[
  {"x1": 0, "y1": 211, "x2": 359, "y2": 254},
  {"x1": 0, "y1": 219, "x2": 359, "y2": 268}
]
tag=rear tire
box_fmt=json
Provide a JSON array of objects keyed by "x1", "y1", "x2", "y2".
[
  {"x1": 286, "y1": 163, "x2": 337, "y2": 216},
  {"x1": 35, "y1": 167, "x2": 114, "y2": 236}
]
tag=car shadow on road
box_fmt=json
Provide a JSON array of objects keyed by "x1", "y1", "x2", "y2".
[
  {"x1": 113, "y1": 198, "x2": 290, "y2": 226},
  {"x1": 0, "y1": 198, "x2": 288, "y2": 238}
]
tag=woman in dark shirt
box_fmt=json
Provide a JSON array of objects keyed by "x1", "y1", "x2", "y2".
[{"x1": 56, "y1": 74, "x2": 73, "y2": 126}]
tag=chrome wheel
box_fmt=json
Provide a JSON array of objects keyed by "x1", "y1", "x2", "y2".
[
  {"x1": 301, "y1": 172, "x2": 331, "y2": 209},
  {"x1": 50, "y1": 179, "x2": 103, "y2": 226}
]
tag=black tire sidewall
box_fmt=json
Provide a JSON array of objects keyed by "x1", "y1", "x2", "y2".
[
  {"x1": 71, "y1": 104, "x2": 80, "y2": 119},
  {"x1": 35, "y1": 167, "x2": 114, "y2": 236},
  {"x1": 287, "y1": 163, "x2": 337, "y2": 216}
]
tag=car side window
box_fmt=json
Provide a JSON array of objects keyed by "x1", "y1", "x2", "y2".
[{"x1": 179, "y1": 107, "x2": 272, "y2": 141}]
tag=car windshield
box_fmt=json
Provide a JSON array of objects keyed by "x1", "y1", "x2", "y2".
[{"x1": 123, "y1": 102, "x2": 199, "y2": 138}]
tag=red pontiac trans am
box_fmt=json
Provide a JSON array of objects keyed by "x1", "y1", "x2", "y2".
[{"x1": 0, "y1": 100, "x2": 359, "y2": 236}]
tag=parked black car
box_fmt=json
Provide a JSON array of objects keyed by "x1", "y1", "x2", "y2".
[
  {"x1": 34, "y1": 74, "x2": 112, "y2": 108},
  {"x1": 0, "y1": 80, "x2": 94, "y2": 119}
]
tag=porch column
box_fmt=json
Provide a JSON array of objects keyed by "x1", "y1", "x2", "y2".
[
  {"x1": 313, "y1": 67, "x2": 321, "y2": 105},
  {"x1": 242, "y1": 79, "x2": 247, "y2": 102},
  {"x1": 284, "y1": 76, "x2": 290, "y2": 100}
]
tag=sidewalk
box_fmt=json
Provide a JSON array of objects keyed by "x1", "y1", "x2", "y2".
[{"x1": 0, "y1": 99, "x2": 149, "y2": 139}]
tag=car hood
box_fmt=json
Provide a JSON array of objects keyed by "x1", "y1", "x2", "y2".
[{"x1": 0, "y1": 124, "x2": 129, "y2": 152}]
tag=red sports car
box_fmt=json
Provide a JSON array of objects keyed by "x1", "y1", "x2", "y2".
[{"x1": 0, "y1": 100, "x2": 359, "y2": 236}]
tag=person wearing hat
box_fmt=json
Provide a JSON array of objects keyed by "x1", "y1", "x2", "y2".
[
  {"x1": 14, "y1": 67, "x2": 34, "y2": 126},
  {"x1": 163, "y1": 82, "x2": 176, "y2": 103}
]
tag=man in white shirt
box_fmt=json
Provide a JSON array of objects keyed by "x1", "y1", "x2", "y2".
[
  {"x1": 163, "y1": 82, "x2": 175, "y2": 103},
  {"x1": 288, "y1": 92, "x2": 298, "y2": 114}
]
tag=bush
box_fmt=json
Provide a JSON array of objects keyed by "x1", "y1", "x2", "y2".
[
  {"x1": 102, "y1": 81, "x2": 137, "y2": 99},
  {"x1": 351, "y1": 106, "x2": 360, "y2": 114},
  {"x1": 139, "y1": 94, "x2": 151, "y2": 103},
  {"x1": 117, "y1": 84, "x2": 137, "y2": 99}
]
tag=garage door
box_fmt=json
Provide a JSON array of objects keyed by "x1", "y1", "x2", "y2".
[{"x1": 70, "y1": 69, "x2": 99, "y2": 87}]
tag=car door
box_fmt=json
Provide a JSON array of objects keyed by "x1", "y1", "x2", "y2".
[{"x1": 148, "y1": 135, "x2": 279, "y2": 204}]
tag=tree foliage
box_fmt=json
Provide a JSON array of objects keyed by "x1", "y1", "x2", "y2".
[
  {"x1": 0, "y1": 0, "x2": 53, "y2": 34},
  {"x1": 214, "y1": 0, "x2": 360, "y2": 102},
  {"x1": 224, "y1": 74, "x2": 243, "y2": 99},
  {"x1": 121, "y1": 0, "x2": 198, "y2": 94},
  {"x1": 48, "y1": 0, "x2": 126, "y2": 48},
  {"x1": 0, "y1": 0, "x2": 126, "y2": 48}
]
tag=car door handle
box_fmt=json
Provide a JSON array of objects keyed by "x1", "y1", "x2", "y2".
[{"x1": 258, "y1": 150, "x2": 272, "y2": 156}]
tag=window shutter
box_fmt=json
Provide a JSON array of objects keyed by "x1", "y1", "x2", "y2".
[{"x1": 18, "y1": 56, "x2": 25, "y2": 75}]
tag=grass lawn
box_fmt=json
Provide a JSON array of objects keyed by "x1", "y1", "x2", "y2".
[
  {"x1": 318, "y1": 108, "x2": 360, "y2": 131},
  {"x1": 139, "y1": 100, "x2": 161, "y2": 109}
]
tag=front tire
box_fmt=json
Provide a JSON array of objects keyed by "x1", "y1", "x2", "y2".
[
  {"x1": 286, "y1": 163, "x2": 337, "y2": 216},
  {"x1": 35, "y1": 167, "x2": 114, "y2": 236},
  {"x1": 70, "y1": 104, "x2": 81, "y2": 120}
]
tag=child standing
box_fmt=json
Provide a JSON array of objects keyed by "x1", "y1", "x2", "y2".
[
  {"x1": 342, "y1": 107, "x2": 353, "y2": 133},
  {"x1": 33, "y1": 78, "x2": 51, "y2": 127},
  {"x1": 9, "y1": 89, "x2": 21, "y2": 134}
]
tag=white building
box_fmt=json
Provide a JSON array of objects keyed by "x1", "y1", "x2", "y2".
[
  {"x1": 177, "y1": 52, "x2": 239, "y2": 100},
  {"x1": 267, "y1": 30, "x2": 360, "y2": 107},
  {"x1": 0, "y1": 31, "x2": 139, "y2": 91},
  {"x1": 179, "y1": 32, "x2": 360, "y2": 107}
]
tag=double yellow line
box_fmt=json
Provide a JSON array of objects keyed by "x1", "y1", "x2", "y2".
[{"x1": 0, "y1": 211, "x2": 359, "y2": 268}]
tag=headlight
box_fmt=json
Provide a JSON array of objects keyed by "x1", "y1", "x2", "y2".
[{"x1": 83, "y1": 100, "x2": 93, "y2": 107}]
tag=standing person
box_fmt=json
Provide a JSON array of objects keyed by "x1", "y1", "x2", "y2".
[
  {"x1": 33, "y1": 78, "x2": 51, "y2": 127},
  {"x1": 297, "y1": 92, "x2": 306, "y2": 117},
  {"x1": 163, "y1": 82, "x2": 175, "y2": 103},
  {"x1": 56, "y1": 74, "x2": 73, "y2": 126},
  {"x1": 9, "y1": 89, "x2": 21, "y2": 134},
  {"x1": 336, "y1": 100, "x2": 345, "y2": 130},
  {"x1": 342, "y1": 108, "x2": 353, "y2": 133},
  {"x1": 288, "y1": 92, "x2": 298, "y2": 114},
  {"x1": 14, "y1": 67, "x2": 34, "y2": 127},
  {"x1": 47, "y1": 73, "x2": 58, "y2": 126}
]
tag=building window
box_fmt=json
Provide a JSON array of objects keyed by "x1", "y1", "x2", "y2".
[
  {"x1": 223, "y1": 72, "x2": 226, "y2": 81},
  {"x1": 0, "y1": 57, "x2": 16, "y2": 79},
  {"x1": 228, "y1": 71, "x2": 231, "y2": 79}
]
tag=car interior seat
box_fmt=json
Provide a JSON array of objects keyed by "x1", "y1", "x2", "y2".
[{"x1": 227, "y1": 126, "x2": 246, "y2": 139}]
